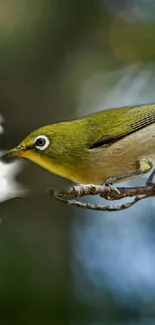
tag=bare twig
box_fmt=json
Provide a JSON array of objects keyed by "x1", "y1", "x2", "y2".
[
  {"x1": 50, "y1": 184, "x2": 155, "y2": 200},
  {"x1": 2, "y1": 183, "x2": 155, "y2": 212},
  {"x1": 54, "y1": 195, "x2": 145, "y2": 211},
  {"x1": 49, "y1": 184, "x2": 155, "y2": 212}
]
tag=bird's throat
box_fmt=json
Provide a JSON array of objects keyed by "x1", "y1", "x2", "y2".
[{"x1": 22, "y1": 151, "x2": 75, "y2": 181}]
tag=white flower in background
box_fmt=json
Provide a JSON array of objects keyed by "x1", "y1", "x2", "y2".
[{"x1": 0, "y1": 114, "x2": 25, "y2": 202}]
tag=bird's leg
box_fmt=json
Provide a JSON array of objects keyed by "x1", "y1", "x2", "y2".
[
  {"x1": 101, "y1": 158, "x2": 153, "y2": 198},
  {"x1": 146, "y1": 168, "x2": 155, "y2": 186}
]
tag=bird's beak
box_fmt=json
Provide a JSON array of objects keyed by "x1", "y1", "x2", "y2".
[{"x1": 4, "y1": 146, "x2": 26, "y2": 158}]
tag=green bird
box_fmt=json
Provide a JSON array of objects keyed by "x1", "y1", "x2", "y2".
[{"x1": 5, "y1": 103, "x2": 155, "y2": 185}]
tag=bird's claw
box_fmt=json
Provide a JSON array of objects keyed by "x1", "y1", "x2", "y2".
[
  {"x1": 100, "y1": 182, "x2": 120, "y2": 199},
  {"x1": 106, "y1": 183, "x2": 120, "y2": 194}
]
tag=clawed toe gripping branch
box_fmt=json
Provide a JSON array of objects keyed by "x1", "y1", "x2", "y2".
[{"x1": 49, "y1": 181, "x2": 155, "y2": 212}]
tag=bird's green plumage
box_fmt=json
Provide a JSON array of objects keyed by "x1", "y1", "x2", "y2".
[
  {"x1": 80, "y1": 103, "x2": 155, "y2": 147},
  {"x1": 7, "y1": 103, "x2": 155, "y2": 184}
]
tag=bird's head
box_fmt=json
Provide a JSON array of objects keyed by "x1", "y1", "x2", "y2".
[
  {"x1": 6, "y1": 125, "x2": 53, "y2": 158},
  {"x1": 4, "y1": 123, "x2": 74, "y2": 178}
]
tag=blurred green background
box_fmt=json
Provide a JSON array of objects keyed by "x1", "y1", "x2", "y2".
[{"x1": 1, "y1": 0, "x2": 155, "y2": 324}]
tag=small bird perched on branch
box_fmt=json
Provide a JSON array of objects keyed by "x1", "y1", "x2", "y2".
[{"x1": 5, "y1": 103, "x2": 155, "y2": 187}]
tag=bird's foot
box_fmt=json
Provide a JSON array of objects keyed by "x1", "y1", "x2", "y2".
[{"x1": 100, "y1": 180, "x2": 120, "y2": 199}]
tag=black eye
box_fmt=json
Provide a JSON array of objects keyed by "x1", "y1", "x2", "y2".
[
  {"x1": 34, "y1": 135, "x2": 50, "y2": 151},
  {"x1": 35, "y1": 137, "x2": 45, "y2": 147}
]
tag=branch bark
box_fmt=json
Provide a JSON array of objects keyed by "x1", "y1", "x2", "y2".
[
  {"x1": 2, "y1": 181, "x2": 155, "y2": 212},
  {"x1": 49, "y1": 184, "x2": 155, "y2": 212}
]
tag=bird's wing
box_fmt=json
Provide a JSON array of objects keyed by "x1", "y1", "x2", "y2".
[{"x1": 89, "y1": 104, "x2": 155, "y2": 149}]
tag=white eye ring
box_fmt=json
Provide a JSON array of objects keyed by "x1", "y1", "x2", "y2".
[{"x1": 34, "y1": 135, "x2": 50, "y2": 151}]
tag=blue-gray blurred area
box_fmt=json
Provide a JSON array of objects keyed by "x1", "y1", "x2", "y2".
[{"x1": 1, "y1": 0, "x2": 155, "y2": 324}]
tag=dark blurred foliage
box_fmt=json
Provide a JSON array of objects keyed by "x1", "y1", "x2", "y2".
[{"x1": 1, "y1": 0, "x2": 155, "y2": 324}]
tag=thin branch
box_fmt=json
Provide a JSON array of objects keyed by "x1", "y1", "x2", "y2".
[
  {"x1": 2, "y1": 183, "x2": 155, "y2": 212},
  {"x1": 49, "y1": 184, "x2": 155, "y2": 212},
  {"x1": 54, "y1": 195, "x2": 146, "y2": 212},
  {"x1": 49, "y1": 184, "x2": 155, "y2": 200}
]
